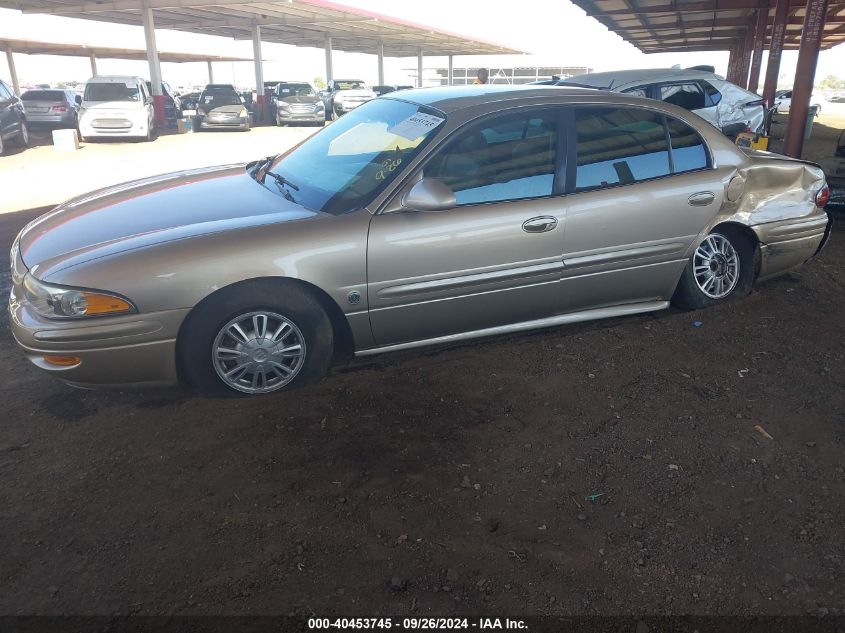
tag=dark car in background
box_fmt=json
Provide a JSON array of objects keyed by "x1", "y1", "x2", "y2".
[
  {"x1": 195, "y1": 84, "x2": 250, "y2": 131},
  {"x1": 274, "y1": 81, "x2": 324, "y2": 126},
  {"x1": 372, "y1": 85, "x2": 396, "y2": 96},
  {"x1": 0, "y1": 78, "x2": 28, "y2": 156},
  {"x1": 179, "y1": 91, "x2": 200, "y2": 112},
  {"x1": 20, "y1": 89, "x2": 80, "y2": 129},
  {"x1": 145, "y1": 81, "x2": 181, "y2": 113}
]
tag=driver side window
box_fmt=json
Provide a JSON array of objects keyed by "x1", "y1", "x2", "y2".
[{"x1": 424, "y1": 110, "x2": 559, "y2": 206}]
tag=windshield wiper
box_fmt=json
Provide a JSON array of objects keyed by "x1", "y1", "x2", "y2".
[{"x1": 265, "y1": 170, "x2": 300, "y2": 203}]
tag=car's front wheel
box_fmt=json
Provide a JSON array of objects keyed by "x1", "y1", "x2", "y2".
[
  {"x1": 16, "y1": 120, "x2": 29, "y2": 147},
  {"x1": 672, "y1": 229, "x2": 755, "y2": 310},
  {"x1": 178, "y1": 279, "x2": 334, "y2": 397}
]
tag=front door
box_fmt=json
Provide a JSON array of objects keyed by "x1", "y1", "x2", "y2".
[
  {"x1": 367, "y1": 108, "x2": 568, "y2": 347},
  {"x1": 559, "y1": 105, "x2": 727, "y2": 311}
]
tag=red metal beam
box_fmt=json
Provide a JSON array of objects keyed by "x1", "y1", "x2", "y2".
[
  {"x1": 748, "y1": 8, "x2": 769, "y2": 92},
  {"x1": 783, "y1": 0, "x2": 829, "y2": 157},
  {"x1": 762, "y1": 0, "x2": 791, "y2": 107}
]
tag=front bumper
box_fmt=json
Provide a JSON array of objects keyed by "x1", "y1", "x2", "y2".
[
  {"x1": 8, "y1": 278, "x2": 188, "y2": 389},
  {"x1": 198, "y1": 115, "x2": 249, "y2": 130},
  {"x1": 79, "y1": 117, "x2": 149, "y2": 138},
  {"x1": 277, "y1": 109, "x2": 324, "y2": 123},
  {"x1": 335, "y1": 101, "x2": 369, "y2": 113}
]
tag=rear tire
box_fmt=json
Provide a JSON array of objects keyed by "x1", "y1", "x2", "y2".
[
  {"x1": 178, "y1": 279, "x2": 334, "y2": 397},
  {"x1": 672, "y1": 229, "x2": 755, "y2": 310}
]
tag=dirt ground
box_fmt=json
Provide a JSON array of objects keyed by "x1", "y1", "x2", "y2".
[{"x1": 0, "y1": 202, "x2": 844, "y2": 618}]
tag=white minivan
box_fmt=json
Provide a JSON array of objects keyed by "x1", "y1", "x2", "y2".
[{"x1": 78, "y1": 76, "x2": 156, "y2": 142}]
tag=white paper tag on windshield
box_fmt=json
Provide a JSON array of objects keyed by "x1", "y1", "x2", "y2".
[{"x1": 388, "y1": 112, "x2": 444, "y2": 140}]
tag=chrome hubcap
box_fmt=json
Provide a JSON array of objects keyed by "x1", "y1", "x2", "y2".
[
  {"x1": 693, "y1": 234, "x2": 740, "y2": 299},
  {"x1": 212, "y1": 311, "x2": 306, "y2": 394}
]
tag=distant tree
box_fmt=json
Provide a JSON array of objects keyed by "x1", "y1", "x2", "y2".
[
  {"x1": 313, "y1": 75, "x2": 326, "y2": 90},
  {"x1": 818, "y1": 74, "x2": 845, "y2": 90}
]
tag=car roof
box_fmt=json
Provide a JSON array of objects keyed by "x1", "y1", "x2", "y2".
[
  {"x1": 384, "y1": 84, "x2": 606, "y2": 113},
  {"x1": 561, "y1": 68, "x2": 726, "y2": 90}
]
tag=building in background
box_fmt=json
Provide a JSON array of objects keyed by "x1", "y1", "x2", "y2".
[{"x1": 406, "y1": 66, "x2": 591, "y2": 86}]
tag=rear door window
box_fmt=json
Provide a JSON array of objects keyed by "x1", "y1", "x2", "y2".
[
  {"x1": 665, "y1": 116, "x2": 709, "y2": 173},
  {"x1": 573, "y1": 106, "x2": 671, "y2": 191},
  {"x1": 659, "y1": 83, "x2": 706, "y2": 110}
]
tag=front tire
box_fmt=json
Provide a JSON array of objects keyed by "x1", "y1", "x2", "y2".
[
  {"x1": 672, "y1": 229, "x2": 755, "y2": 310},
  {"x1": 15, "y1": 121, "x2": 29, "y2": 147},
  {"x1": 178, "y1": 279, "x2": 334, "y2": 397}
]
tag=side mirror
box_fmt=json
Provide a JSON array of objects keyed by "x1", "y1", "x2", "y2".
[
  {"x1": 75, "y1": 95, "x2": 82, "y2": 105},
  {"x1": 402, "y1": 178, "x2": 456, "y2": 212}
]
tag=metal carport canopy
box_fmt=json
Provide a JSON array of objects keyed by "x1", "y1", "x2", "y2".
[
  {"x1": 569, "y1": 0, "x2": 845, "y2": 52},
  {"x1": 0, "y1": 0, "x2": 523, "y2": 57},
  {"x1": 0, "y1": 36, "x2": 252, "y2": 61}
]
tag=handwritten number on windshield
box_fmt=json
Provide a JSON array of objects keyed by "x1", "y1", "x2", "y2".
[{"x1": 375, "y1": 157, "x2": 402, "y2": 181}]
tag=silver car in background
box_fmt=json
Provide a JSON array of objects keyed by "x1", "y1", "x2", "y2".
[
  {"x1": 556, "y1": 68, "x2": 767, "y2": 137},
  {"x1": 8, "y1": 86, "x2": 831, "y2": 397},
  {"x1": 20, "y1": 89, "x2": 81, "y2": 128},
  {"x1": 274, "y1": 81, "x2": 325, "y2": 126}
]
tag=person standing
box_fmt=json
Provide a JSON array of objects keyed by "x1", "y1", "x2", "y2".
[{"x1": 473, "y1": 68, "x2": 489, "y2": 85}]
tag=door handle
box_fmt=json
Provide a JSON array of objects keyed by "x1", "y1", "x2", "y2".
[
  {"x1": 688, "y1": 191, "x2": 716, "y2": 207},
  {"x1": 522, "y1": 216, "x2": 558, "y2": 233}
]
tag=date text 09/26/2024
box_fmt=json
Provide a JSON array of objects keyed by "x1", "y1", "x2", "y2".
[{"x1": 307, "y1": 618, "x2": 528, "y2": 630}]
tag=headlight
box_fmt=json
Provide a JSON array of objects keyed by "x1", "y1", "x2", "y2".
[
  {"x1": 315, "y1": 102, "x2": 325, "y2": 110},
  {"x1": 278, "y1": 102, "x2": 291, "y2": 110},
  {"x1": 22, "y1": 274, "x2": 135, "y2": 319},
  {"x1": 239, "y1": 108, "x2": 248, "y2": 117}
]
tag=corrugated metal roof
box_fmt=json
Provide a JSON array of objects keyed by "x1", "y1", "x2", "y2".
[
  {"x1": 570, "y1": 0, "x2": 845, "y2": 52},
  {"x1": 1, "y1": 0, "x2": 524, "y2": 56},
  {"x1": 0, "y1": 36, "x2": 252, "y2": 61}
]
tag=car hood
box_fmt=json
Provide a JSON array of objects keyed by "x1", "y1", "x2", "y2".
[
  {"x1": 279, "y1": 96, "x2": 320, "y2": 105},
  {"x1": 18, "y1": 164, "x2": 317, "y2": 280},
  {"x1": 82, "y1": 100, "x2": 144, "y2": 111}
]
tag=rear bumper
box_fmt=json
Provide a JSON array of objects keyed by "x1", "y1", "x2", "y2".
[
  {"x1": 754, "y1": 210, "x2": 830, "y2": 281},
  {"x1": 27, "y1": 113, "x2": 76, "y2": 126}
]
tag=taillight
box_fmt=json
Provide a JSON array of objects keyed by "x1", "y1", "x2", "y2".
[
  {"x1": 50, "y1": 105, "x2": 68, "y2": 112},
  {"x1": 816, "y1": 183, "x2": 830, "y2": 208}
]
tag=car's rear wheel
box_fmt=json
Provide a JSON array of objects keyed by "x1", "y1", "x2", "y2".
[
  {"x1": 672, "y1": 229, "x2": 755, "y2": 310},
  {"x1": 178, "y1": 279, "x2": 334, "y2": 397}
]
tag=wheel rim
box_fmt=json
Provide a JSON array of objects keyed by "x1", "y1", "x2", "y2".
[
  {"x1": 693, "y1": 234, "x2": 740, "y2": 299},
  {"x1": 212, "y1": 311, "x2": 306, "y2": 394}
]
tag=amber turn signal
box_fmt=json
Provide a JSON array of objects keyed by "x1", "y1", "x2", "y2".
[
  {"x1": 42, "y1": 355, "x2": 81, "y2": 367},
  {"x1": 83, "y1": 294, "x2": 133, "y2": 316}
]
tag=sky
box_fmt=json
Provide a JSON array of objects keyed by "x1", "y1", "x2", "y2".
[{"x1": 1, "y1": 0, "x2": 844, "y2": 92}]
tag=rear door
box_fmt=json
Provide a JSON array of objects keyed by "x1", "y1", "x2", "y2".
[
  {"x1": 559, "y1": 105, "x2": 725, "y2": 311},
  {"x1": 367, "y1": 107, "x2": 568, "y2": 346}
]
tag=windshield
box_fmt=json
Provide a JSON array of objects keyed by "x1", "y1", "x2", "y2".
[
  {"x1": 277, "y1": 83, "x2": 315, "y2": 98},
  {"x1": 266, "y1": 98, "x2": 445, "y2": 215},
  {"x1": 84, "y1": 82, "x2": 141, "y2": 102},
  {"x1": 200, "y1": 90, "x2": 242, "y2": 109},
  {"x1": 336, "y1": 81, "x2": 366, "y2": 90}
]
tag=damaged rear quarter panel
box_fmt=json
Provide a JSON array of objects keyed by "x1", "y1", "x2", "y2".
[{"x1": 720, "y1": 151, "x2": 828, "y2": 280}]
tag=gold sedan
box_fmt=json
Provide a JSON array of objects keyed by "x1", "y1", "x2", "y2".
[{"x1": 8, "y1": 86, "x2": 832, "y2": 396}]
